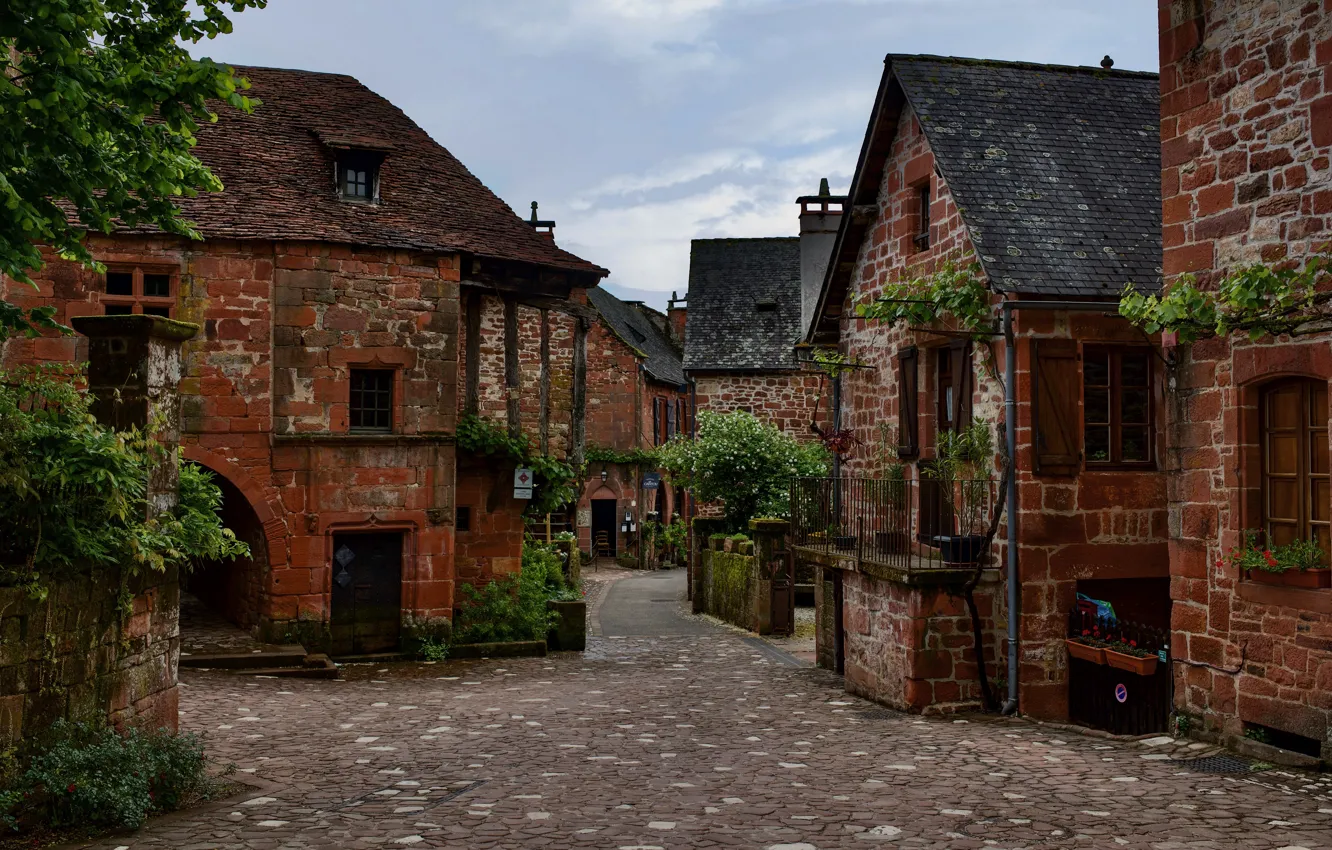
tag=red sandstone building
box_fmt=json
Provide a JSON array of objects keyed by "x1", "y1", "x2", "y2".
[
  {"x1": 1160, "y1": 0, "x2": 1332, "y2": 761},
  {"x1": 1, "y1": 67, "x2": 606, "y2": 655},
  {"x1": 797, "y1": 55, "x2": 1166, "y2": 722}
]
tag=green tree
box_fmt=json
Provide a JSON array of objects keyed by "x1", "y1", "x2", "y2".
[
  {"x1": 0, "y1": 0, "x2": 264, "y2": 340},
  {"x1": 657, "y1": 410, "x2": 830, "y2": 530}
]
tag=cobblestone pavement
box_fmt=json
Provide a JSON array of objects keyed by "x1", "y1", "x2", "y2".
[{"x1": 91, "y1": 581, "x2": 1332, "y2": 849}]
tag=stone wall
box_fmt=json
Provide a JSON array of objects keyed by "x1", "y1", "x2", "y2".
[
  {"x1": 699, "y1": 548, "x2": 758, "y2": 630},
  {"x1": 1161, "y1": 0, "x2": 1332, "y2": 757},
  {"x1": 0, "y1": 568, "x2": 181, "y2": 745},
  {"x1": 691, "y1": 371, "x2": 825, "y2": 440}
]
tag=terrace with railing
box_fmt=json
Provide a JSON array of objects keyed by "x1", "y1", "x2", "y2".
[{"x1": 789, "y1": 476, "x2": 998, "y2": 579}]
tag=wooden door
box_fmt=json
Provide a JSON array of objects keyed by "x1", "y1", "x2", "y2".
[{"x1": 330, "y1": 532, "x2": 403, "y2": 656}]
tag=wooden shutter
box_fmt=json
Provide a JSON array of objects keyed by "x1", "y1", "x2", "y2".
[
  {"x1": 949, "y1": 339, "x2": 973, "y2": 429},
  {"x1": 897, "y1": 346, "x2": 919, "y2": 457},
  {"x1": 666, "y1": 398, "x2": 677, "y2": 440},
  {"x1": 652, "y1": 398, "x2": 662, "y2": 446},
  {"x1": 1033, "y1": 338, "x2": 1081, "y2": 476}
]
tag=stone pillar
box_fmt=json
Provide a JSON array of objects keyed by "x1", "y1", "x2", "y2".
[
  {"x1": 749, "y1": 519, "x2": 790, "y2": 635},
  {"x1": 71, "y1": 315, "x2": 199, "y2": 516}
]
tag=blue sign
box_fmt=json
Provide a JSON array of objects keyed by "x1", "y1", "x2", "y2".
[
  {"x1": 1114, "y1": 683, "x2": 1128, "y2": 704},
  {"x1": 642, "y1": 472, "x2": 661, "y2": 491}
]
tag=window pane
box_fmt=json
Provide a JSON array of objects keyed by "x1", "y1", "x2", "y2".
[
  {"x1": 104, "y1": 304, "x2": 133, "y2": 315},
  {"x1": 1269, "y1": 478, "x2": 1299, "y2": 522},
  {"x1": 350, "y1": 369, "x2": 392, "y2": 432},
  {"x1": 1085, "y1": 388, "x2": 1110, "y2": 425},
  {"x1": 1083, "y1": 351, "x2": 1109, "y2": 387},
  {"x1": 1121, "y1": 426, "x2": 1149, "y2": 463},
  {"x1": 1120, "y1": 352, "x2": 1149, "y2": 387},
  {"x1": 1268, "y1": 522, "x2": 1299, "y2": 547},
  {"x1": 1086, "y1": 425, "x2": 1110, "y2": 463},
  {"x1": 1122, "y1": 389, "x2": 1149, "y2": 424},
  {"x1": 1312, "y1": 430, "x2": 1329, "y2": 475},
  {"x1": 1268, "y1": 386, "x2": 1301, "y2": 428},
  {"x1": 143, "y1": 273, "x2": 171, "y2": 298},
  {"x1": 1269, "y1": 434, "x2": 1299, "y2": 475},
  {"x1": 1311, "y1": 479, "x2": 1330, "y2": 522},
  {"x1": 1314, "y1": 525, "x2": 1331, "y2": 562},
  {"x1": 105, "y1": 272, "x2": 133, "y2": 296},
  {"x1": 1311, "y1": 383, "x2": 1329, "y2": 428}
]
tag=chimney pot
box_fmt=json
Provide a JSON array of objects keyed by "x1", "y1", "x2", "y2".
[{"x1": 1101, "y1": 55, "x2": 1114, "y2": 69}]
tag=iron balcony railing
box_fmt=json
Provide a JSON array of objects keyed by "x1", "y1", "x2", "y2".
[{"x1": 790, "y1": 476, "x2": 997, "y2": 572}]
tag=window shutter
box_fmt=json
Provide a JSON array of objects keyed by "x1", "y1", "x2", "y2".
[
  {"x1": 666, "y1": 398, "x2": 677, "y2": 440},
  {"x1": 653, "y1": 398, "x2": 662, "y2": 446},
  {"x1": 897, "y1": 346, "x2": 919, "y2": 457},
  {"x1": 1033, "y1": 338, "x2": 1081, "y2": 476},
  {"x1": 949, "y1": 339, "x2": 973, "y2": 429}
]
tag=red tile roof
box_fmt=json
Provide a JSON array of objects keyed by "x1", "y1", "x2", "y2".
[{"x1": 153, "y1": 66, "x2": 607, "y2": 277}]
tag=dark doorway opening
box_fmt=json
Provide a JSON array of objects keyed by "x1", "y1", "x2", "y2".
[
  {"x1": 832, "y1": 569, "x2": 846, "y2": 675},
  {"x1": 591, "y1": 498, "x2": 617, "y2": 558},
  {"x1": 330, "y1": 532, "x2": 403, "y2": 656},
  {"x1": 182, "y1": 468, "x2": 266, "y2": 653}
]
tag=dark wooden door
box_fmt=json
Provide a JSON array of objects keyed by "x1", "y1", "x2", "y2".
[
  {"x1": 770, "y1": 547, "x2": 794, "y2": 636},
  {"x1": 591, "y1": 499, "x2": 617, "y2": 557},
  {"x1": 330, "y1": 532, "x2": 403, "y2": 656}
]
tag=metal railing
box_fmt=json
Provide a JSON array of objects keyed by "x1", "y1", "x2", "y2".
[{"x1": 790, "y1": 476, "x2": 997, "y2": 571}]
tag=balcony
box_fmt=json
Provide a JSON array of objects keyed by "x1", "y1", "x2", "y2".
[{"x1": 789, "y1": 476, "x2": 998, "y2": 583}]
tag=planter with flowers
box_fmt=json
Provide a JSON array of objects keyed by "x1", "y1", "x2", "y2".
[
  {"x1": 1103, "y1": 639, "x2": 1158, "y2": 676},
  {"x1": 1226, "y1": 532, "x2": 1331, "y2": 589},
  {"x1": 1066, "y1": 624, "x2": 1110, "y2": 665}
]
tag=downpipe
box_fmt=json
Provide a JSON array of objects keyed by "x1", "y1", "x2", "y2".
[{"x1": 1002, "y1": 303, "x2": 1020, "y2": 716}]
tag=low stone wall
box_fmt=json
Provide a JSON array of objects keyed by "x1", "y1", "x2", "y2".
[
  {"x1": 699, "y1": 548, "x2": 758, "y2": 630},
  {"x1": 809, "y1": 554, "x2": 1005, "y2": 714},
  {"x1": 0, "y1": 566, "x2": 181, "y2": 746}
]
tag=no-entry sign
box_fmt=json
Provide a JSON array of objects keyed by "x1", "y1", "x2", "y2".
[{"x1": 1114, "y1": 683, "x2": 1128, "y2": 704}]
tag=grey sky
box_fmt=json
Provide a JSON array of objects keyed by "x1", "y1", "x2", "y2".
[{"x1": 205, "y1": 0, "x2": 1159, "y2": 308}]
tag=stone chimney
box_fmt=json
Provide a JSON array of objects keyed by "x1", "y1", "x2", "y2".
[
  {"x1": 71, "y1": 314, "x2": 199, "y2": 516},
  {"x1": 797, "y1": 178, "x2": 846, "y2": 340},
  {"x1": 666, "y1": 290, "x2": 687, "y2": 350},
  {"x1": 527, "y1": 201, "x2": 556, "y2": 241}
]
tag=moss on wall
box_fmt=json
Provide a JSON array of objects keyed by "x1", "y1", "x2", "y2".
[{"x1": 701, "y1": 550, "x2": 755, "y2": 630}]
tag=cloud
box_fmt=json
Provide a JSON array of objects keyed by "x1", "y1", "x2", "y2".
[{"x1": 573, "y1": 149, "x2": 766, "y2": 206}]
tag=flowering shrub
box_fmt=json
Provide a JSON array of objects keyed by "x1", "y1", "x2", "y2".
[{"x1": 1221, "y1": 530, "x2": 1326, "y2": 574}]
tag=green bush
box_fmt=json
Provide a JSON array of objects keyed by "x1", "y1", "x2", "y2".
[
  {"x1": 1, "y1": 721, "x2": 214, "y2": 832},
  {"x1": 452, "y1": 539, "x2": 573, "y2": 644}
]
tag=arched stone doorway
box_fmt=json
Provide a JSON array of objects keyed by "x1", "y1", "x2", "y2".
[{"x1": 181, "y1": 466, "x2": 267, "y2": 646}]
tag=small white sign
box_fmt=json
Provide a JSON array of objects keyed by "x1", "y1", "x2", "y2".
[
  {"x1": 577, "y1": 508, "x2": 592, "y2": 527},
  {"x1": 514, "y1": 467, "x2": 534, "y2": 500}
]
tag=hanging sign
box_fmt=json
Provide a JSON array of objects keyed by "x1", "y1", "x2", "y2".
[
  {"x1": 514, "y1": 467, "x2": 534, "y2": 500},
  {"x1": 642, "y1": 472, "x2": 661, "y2": 491},
  {"x1": 1114, "y1": 683, "x2": 1128, "y2": 704}
]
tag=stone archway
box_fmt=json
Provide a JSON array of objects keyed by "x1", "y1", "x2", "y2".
[{"x1": 185, "y1": 469, "x2": 268, "y2": 633}]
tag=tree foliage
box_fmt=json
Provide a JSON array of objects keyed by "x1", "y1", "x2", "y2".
[
  {"x1": 856, "y1": 260, "x2": 994, "y2": 338},
  {"x1": 0, "y1": 365, "x2": 248, "y2": 598},
  {"x1": 656, "y1": 410, "x2": 830, "y2": 530},
  {"x1": 0, "y1": 0, "x2": 264, "y2": 340},
  {"x1": 1119, "y1": 257, "x2": 1332, "y2": 343}
]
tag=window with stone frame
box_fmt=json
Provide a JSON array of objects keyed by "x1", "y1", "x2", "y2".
[
  {"x1": 101, "y1": 266, "x2": 176, "y2": 317},
  {"x1": 1260, "y1": 378, "x2": 1330, "y2": 557},
  {"x1": 913, "y1": 179, "x2": 932, "y2": 252},
  {"x1": 1083, "y1": 346, "x2": 1154, "y2": 468},
  {"x1": 349, "y1": 368, "x2": 394, "y2": 432}
]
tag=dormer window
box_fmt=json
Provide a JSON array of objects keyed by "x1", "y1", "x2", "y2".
[{"x1": 336, "y1": 151, "x2": 381, "y2": 203}]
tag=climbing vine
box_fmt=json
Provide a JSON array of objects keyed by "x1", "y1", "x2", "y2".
[
  {"x1": 455, "y1": 413, "x2": 579, "y2": 515},
  {"x1": 856, "y1": 260, "x2": 994, "y2": 339},
  {"x1": 1119, "y1": 257, "x2": 1332, "y2": 343},
  {"x1": 585, "y1": 444, "x2": 660, "y2": 467}
]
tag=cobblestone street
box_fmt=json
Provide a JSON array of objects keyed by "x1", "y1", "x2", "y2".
[{"x1": 97, "y1": 570, "x2": 1332, "y2": 849}]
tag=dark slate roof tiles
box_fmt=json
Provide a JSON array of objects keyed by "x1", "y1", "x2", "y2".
[
  {"x1": 587, "y1": 287, "x2": 686, "y2": 387},
  {"x1": 684, "y1": 238, "x2": 802, "y2": 372},
  {"x1": 890, "y1": 55, "x2": 1162, "y2": 297}
]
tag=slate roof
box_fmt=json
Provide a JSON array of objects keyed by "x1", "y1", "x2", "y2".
[
  {"x1": 128, "y1": 66, "x2": 605, "y2": 277},
  {"x1": 684, "y1": 238, "x2": 802, "y2": 372},
  {"x1": 587, "y1": 287, "x2": 686, "y2": 387},
  {"x1": 892, "y1": 55, "x2": 1161, "y2": 296}
]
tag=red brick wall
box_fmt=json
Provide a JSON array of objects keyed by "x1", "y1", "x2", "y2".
[
  {"x1": 1162, "y1": 0, "x2": 1332, "y2": 756},
  {"x1": 692, "y1": 372, "x2": 826, "y2": 440},
  {"x1": 824, "y1": 102, "x2": 1169, "y2": 720},
  {"x1": 2, "y1": 235, "x2": 460, "y2": 644}
]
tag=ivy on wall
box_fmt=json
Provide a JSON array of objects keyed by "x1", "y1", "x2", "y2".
[
  {"x1": 857, "y1": 260, "x2": 994, "y2": 339},
  {"x1": 456, "y1": 413, "x2": 579, "y2": 516},
  {"x1": 584, "y1": 444, "x2": 660, "y2": 467}
]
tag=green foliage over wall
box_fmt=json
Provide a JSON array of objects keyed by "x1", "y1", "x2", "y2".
[
  {"x1": 657, "y1": 410, "x2": 829, "y2": 530},
  {"x1": 456, "y1": 414, "x2": 578, "y2": 516},
  {"x1": 0, "y1": 366, "x2": 248, "y2": 600},
  {"x1": 451, "y1": 538, "x2": 576, "y2": 644}
]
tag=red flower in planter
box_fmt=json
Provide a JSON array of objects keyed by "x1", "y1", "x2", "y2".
[
  {"x1": 66, "y1": 783, "x2": 76, "y2": 794},
  {"x1": 1263, "y1": 550, "x2": 1278, "y2": 568}
]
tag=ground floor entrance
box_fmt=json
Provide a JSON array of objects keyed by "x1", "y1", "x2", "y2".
[{"x1": 330, "y1": 532, "x2": 404, "y2": 656}]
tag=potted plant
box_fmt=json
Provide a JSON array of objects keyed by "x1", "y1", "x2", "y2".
[
  {"x1": 1227, "y1": 531, "x2": 1331, "y2": 589},
  {"x1": 926, "y1": 420, "x2": 993, "y2": 566},
  {"x1": 874, "y1": 456, "x2": 911, "y2": 556},
  {"x1": 1104, "y1": 638, "x2": 1159, "y2": 676},
  {"x1": 1065, "y1": 628, "x2": 1108, "y2": 665}
]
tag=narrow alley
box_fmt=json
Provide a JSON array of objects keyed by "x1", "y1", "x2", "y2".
[{"x1": 88, "y1": 570, "x2": 1332, "y2": 850}]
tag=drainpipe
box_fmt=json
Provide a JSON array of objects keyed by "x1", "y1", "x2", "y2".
[{"x1": 998, "y1": 298, "x2": 1124, "y2": 717}]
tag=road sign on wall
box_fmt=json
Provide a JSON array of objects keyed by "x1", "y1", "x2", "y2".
[{"x1": 514, "y1": 468, "x2": 533, "y2": 500}]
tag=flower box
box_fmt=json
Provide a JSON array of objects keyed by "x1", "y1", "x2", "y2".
[
  {"x1": 1247, "y1": 568, "x2": 1332, "y2": 589},
  {"x1": 1105, "y1": 648, "x2": 1158, "y2": 676},
  {"x1": 1065, "y1": 638, "x2": 1105, "y2": 665}
]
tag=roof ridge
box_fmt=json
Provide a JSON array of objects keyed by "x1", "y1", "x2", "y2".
[
  {"x1": 886, "y1": 53, "x2": 1159, "y2": 79},
  {"x1": 691, "y1": 236, "x2": 799, "y2": 244}
]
